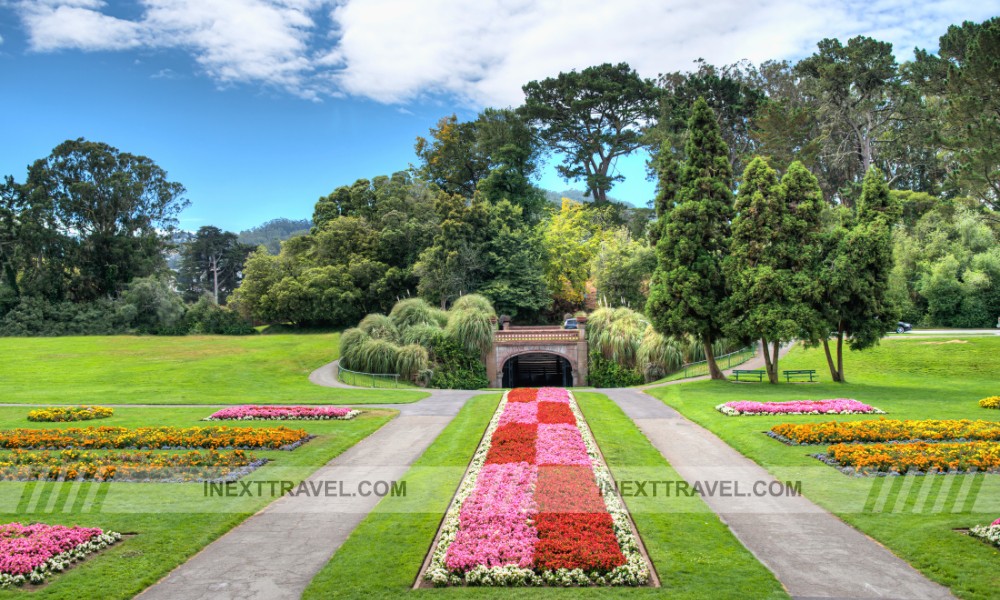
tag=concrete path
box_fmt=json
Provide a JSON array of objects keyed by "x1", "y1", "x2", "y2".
[
  {"x1": 307, "y1": 359, "x2": 356, "y2": 389},
  {"x1": 136, "y1": 390, "x2": 480, "y2": 600},
  {"x1": 603, "y1": 387, "x2": 953, "y2": 599}
]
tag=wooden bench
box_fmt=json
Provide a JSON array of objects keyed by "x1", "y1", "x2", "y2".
[
  {"x1": 783, "y1": 369, "x2": 817, "y2": 382},
  {"x1": 733, "y1": 369, "x2": 765, "y2": 382}
]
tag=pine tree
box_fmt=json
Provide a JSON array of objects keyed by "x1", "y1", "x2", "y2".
[{"x1": 646, "y1": 98, "x2": 734, "y2": 380}]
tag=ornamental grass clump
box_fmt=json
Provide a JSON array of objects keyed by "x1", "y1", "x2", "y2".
[
  {"x1": 396, "y1": 344, "x2": 429, "y2": 380},
  {"x1": 357, "y1": 313, "x2": 399, "y2": 343},
  {"x1": 637, "y1": 327, "x2": 683, "y2": 381},
  {"x1": 338, "y1": 328, "x2": 369, "y2": 371},
  {"x1": 27, "y1": 406, "x2": 113, "y2": 422},
  {"x1": 446, "y1": 309, "x2": 495, "y2": 355},
  {"x1": 451, "y1": 294, "x2": 496, "y2": 317},
  {"x1": 390, "y1": 298, "x2": 440, "y2": 330},
  {"x1": 402, "y1": 323, "x2": 441, "y2": 347},
  {"x1": 979, "y1": 396, "x2": 1000, "y2": 410},
  {"x1": 355, "y1": 338, "x2": 400, "y2": 375}
]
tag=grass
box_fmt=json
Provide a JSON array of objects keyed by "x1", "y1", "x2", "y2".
[
  {"x1": 0, "y1": 334, "x2": 427, "y2": 405},
  {"x1": 0, "y1": 405, "x2": 395, "y2": 599},
  {"x1": 303, "y1": 392, "x2": 787, "y2": 599},
  {"x1": 646, "y1": 336, "x2": 1000, "y2": 600}
]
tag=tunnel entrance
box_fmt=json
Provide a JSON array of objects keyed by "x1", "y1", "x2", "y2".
[{"x1": 501, "y1": 353, "x2": 573, "y2": 388}]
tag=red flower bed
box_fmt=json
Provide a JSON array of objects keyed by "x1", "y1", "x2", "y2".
[
  {"x1": 538, "y1": 402, "x2": 576, "y2": 424},
  {"x1": 484, "y1": 423, "x2": 536, "y2": 464},
  {"x1": 534, "y1": 512, "x2": 625, "y2": 571},
  {"x1": 507, "y1": 388, "x2": 539, "y2": 403},
  {"x1": 535, "y1": 465, "x2": 606, "y2": 513}
]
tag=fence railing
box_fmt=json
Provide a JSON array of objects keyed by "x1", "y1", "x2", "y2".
[
  {"x1": 658, "y1": 345, "x2": 757, "y2": 382},
  {"x1": 495, "y1": 330, "x2": 581, "y2": 343},
  {"x1": 337, "y1": 366, "x2": 406, "y2": 388}
]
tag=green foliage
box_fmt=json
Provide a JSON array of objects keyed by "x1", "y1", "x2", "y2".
[
  {"x1": 591, "y1": 227, "x2": 655, "y2": 309},
  {"x1": 477, "y1": 200, "x2": 549, "y2": 318},
  {"x1": 637, "y1": 327, "x2": 684, "y2": 382},
  {"x1": 177, "y1": 225, "x2": 253, "y2": 304},
  {"x1": 445, "y1": 308, "x2": 495, "y2": 356},
  {"x1": 587, "y1": 354, "x2": 644, "y2": 388},
  {"x1": 427, "y1": 331, "x2": 488, "y2": 389},
  {"x1": 183, "y1": 296, "x2": 256, "y2": 335},
  {"x1": 0, "y1": 297, "x2": 129, "y2": 337},
  {"x1": 647, "y1": 98, "x2": 734, "y2": 376},
  {"x1": 521, "y1": 62, "x2": 658, "y2": 204},
  {"x1": 395, "y1": 344, "x2": 430, "y2": 381},
  {"x1": 339, "y1": 328, "x2": 369, "y2": 371},
  {"x1": 540, "y1": 199, "x2": 602, "y2": 312},
  {"x1": 118, "y1": 275, "x2": 187, "y2": 334},
  {"x1": 401, "y1": 323, "x2": 442, "y2": 347},
  {"x1": 237, "y1": 218, "x2": 312, "y2": 255}
]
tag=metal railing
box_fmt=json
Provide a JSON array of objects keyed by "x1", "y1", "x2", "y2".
[
  {"x1": 495, "y1": 330, "x2": 581, "y2": 342},
  {"x1": 337, "y1": 366, "x2": 405, "y2": 388},
  {"x1": 659, "y1": 345, "x2": 757, "y2": 382}
]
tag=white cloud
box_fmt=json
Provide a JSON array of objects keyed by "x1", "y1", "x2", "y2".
[{"x1": 12, "y1": 0, "x2": 998, "y2": 104}]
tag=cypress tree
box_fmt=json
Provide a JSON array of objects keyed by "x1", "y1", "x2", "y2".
[{"x1": 646, "y1": 98, "x2": 734, "y2": 380}]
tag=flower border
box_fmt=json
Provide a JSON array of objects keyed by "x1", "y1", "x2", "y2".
[
  {"x1": 715, "y1": 399, "x2": 884, "y2": 417},
  {"x1": 204, "y1": 405, "x2": 361, "y2": 421},
  {"x1": 422, "y1": 390, "x2": 653, "y2": 587},
  {"x1": 0, "y1": 528, "x2": 122, "y2": 589},
  {"x1": 969, "y1": 520, "x2": 1000, "y2": 548}
]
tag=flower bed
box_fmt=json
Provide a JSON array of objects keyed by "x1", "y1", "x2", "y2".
[
  {"x1": 716, "y1": 399, "x2": 884, "y2": 416},
  {"x1": 205, "y1": 405, "x2": 360, "y2": 421},
  {"x1": 0, "y1": 449, "x2": 265, "y2": 482},
  {"x1": 980, "y1": 396, "x2": 1000, "y2": 410},
  {"x1": 0, "y1": 426, "x2": 311, "y2": 451},
  {"x1": 27, "y1": 406, "x2": 113, "y2": 422},
  {"x1": 815, "y1": 441, "x2": 1000, "y2": 475},
  {"x1": 0, "y1": 523, "x2": 121, "y2": 588},
  {"x1": 424, "y1": 387, "x2": 650, "y2": 587},
  {"x1": 970, "y1": 518, "x2": 1000, "y2": 548},
  {"x1": 768, "y1": 419, "x2": 1000, "y2": 445}
]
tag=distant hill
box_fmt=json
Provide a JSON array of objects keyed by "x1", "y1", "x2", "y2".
[
  {"x1": 238, "y1": 218, "x2": 312, "y2": 255},
  {"x1": 543, "y1": 189, "x2": 638, "y2": 208}
]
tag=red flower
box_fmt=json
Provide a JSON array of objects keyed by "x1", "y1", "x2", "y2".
[
  {"x1": 538, "y1": 402, "x2": 576, "y2": 424},
  {"x1": 485, "y1": 424, "x2": 537, "y2": 464},
  {"x1": 534, "y1": 513, "x2": 625, "y2": 571}
]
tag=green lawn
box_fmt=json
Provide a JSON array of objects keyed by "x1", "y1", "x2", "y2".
[
  {"x1": 647, "y1": 337, "x2": 1000, "y2": 599},
  {"x1": 0, "y1": 405, "x2": 395, "y2": 599},
  {"x1": 0, "y1": 334, "x2": 427, "y2": 405},
  {"x1": 304, "y1": 392, "x2": 786, "y2": 599}
]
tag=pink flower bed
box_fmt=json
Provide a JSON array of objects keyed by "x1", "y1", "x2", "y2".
[
  {"x1": 0, "y1": 523, "x2": 121, "y2": 587},
  {"x1": 426, "y1": 387, "x2": 650, "y2": 586},
  {"x1": 205, "y1": 405, "x2": 360, "y2": 421},
  {"x1": 716, "y1": 398, "x2": 885, "y2": 416}
]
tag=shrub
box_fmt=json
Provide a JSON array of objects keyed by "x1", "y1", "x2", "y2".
[
  {"x1": 446, "y1": 309, "x2": 495, "y2": 355},
  {"x1": 428, "y1": 332, "x2": 488, "y2": 389},
  {"x1": 356, "y1": 338, "x2": 400, "y2": 374},
  {"x1": 637, "y1": 328, "x2": 683, "y2": 381},
  {"x1": 980, "y1": 396, "x2": 1000, "y2": 410},
  {"x1": 588, "y1": 354, "x2": 643, "y2": 388},
  {"x1": 451, "y1": 294, "x2": 496, "y2": 317},
  {"x1": 389, "y1": 298, "x2": 439, "y2": 330},
  {"x1": 357, "y1": 313, "x2": 399, "y2": 343},
  {"x1": 184, "y1": 297, "x2": 256, "y2": 335},
  {"x1": 119, "y1": 275, "x2": 187, "y2": 334},
  {"x1": 0, "y1": 298, "x2": 129, "y2": 337},
  {"x1": 396, "y1": 344, "x2": 430, "y2": 380},
  {"x1": 338, "y1": 328, "x2": 369, "y2": 370}
]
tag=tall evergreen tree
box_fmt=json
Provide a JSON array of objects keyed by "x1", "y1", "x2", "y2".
[
  {"x1": 646, "y1": 98, "x2": 734, "y2": 380},
  {"x1": 820, "y1": 167, "x2": 900, "y2": 382}
]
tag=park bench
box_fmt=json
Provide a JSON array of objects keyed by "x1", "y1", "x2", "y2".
[
  {"x1": 783, "y1": 369, "x2": 817, "y2": 382},
  {"x1": 733, "y1": 369, "x2": 765, "y2": 382}
]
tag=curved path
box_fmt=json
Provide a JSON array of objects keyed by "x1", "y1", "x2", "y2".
[{"x1": 136, "y1": 389, "x2": 483, "y2": 600}]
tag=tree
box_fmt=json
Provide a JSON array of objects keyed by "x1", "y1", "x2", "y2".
[
  {"x1": 910, "y1": 18, "x2": 1000, "y2": 208},
  {"x1": 540, "y1": 199, "x2": 602, "y2": 313},
  {"x1": 521, "y1": 62, "x2": 658, "y2": 204},
  {"x1": 820, "y1": 167, "x2": 900, "y2": 382},
  {"x1": 478, "y1": 200, "x2": 550, "y2": 318},
  {"x1": 592, "y1": 227, "x2": 655, "y2": 310},
  {"x1": 19, "y1": 138, "x2": 188, "y2": 300},
  {"x1": 414, "y1": 194, "x2": 490, "y2": 308},
  {"x1": 237, "y1": 218, "x2": 311, "y2": 255},
  {"x1": 796, "y1": 37, "x2": 900, "y2": 205},
  {"x1": 646, "y1": 98, "x2": 734, "y2": 380},
  {"x1": 725, "y1": 159, "x2": 825, "y2": 383},
  {"x1": 178, "y1": 226, "x2": 253, "y2": 304},
  {"x1": 655, "y1": 59, "x2": 766, "y2": 177}
]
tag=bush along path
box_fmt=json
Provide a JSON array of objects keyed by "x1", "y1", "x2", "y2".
[
  {"x1": 135, "y1": 389, "x2": 484, "y2": 600},
  {"x1": 602, "y1": 387, "x2": 954, "y2": 599}
]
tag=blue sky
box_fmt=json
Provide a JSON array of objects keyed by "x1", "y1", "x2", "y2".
[{"x1": 1, "y1": 1, "x2": 997, "y2": 232}]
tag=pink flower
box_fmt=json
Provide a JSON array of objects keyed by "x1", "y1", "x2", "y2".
[
  {"x1": 537, "y1": 388, "x2": 570, "y2": 403},
  {"x1": 0, "y1": 523, "x2": 105, "y2": 576},
  {"x1": 721, "y1": 399, "x2": 880, "y2": 415},
  {"x1": 536, "y1": 424, "x2": 590, "y2": 466},
  {"x1": 206, "y1": 405, "x2": 355, "y2": 420},
  {"x1": 992, "y1": 517, "x2": 1000, "y2": 527},
  {"x1": 498, "y1": 402, "x2": 538, "y2": 425}
]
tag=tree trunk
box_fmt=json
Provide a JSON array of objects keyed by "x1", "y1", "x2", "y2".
[
  {"x1": 836, "y1": 323, "x2": 845, "y2": 383},
  {"x1": 760, "y1": 337, "x2": 777, "y2": 383},
  {"x1": 822, "y1": 338, "x2": 841, "y2": 382},
  {"x1": 771, "y1": 340, "x2": 781, "y2": 384},
  {"x1": 704, "y1": 340, "x2": 726, "y2": 380},
  {"x1": 210, "y1": 255, "x2": 220, "y2": 305}
]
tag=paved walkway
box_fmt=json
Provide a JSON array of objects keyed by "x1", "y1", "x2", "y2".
[
  {"x1": 603, "y1": 387, "x2": 953, "y2": 599},
  {"x1": 136, "y1": 390, "x2": 480, "y2": 600}
]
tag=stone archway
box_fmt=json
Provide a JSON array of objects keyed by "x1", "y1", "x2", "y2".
[
  {"x1": 501, "y1": 352, "x2": 574, "y2": 387},
  {"x1": 488, "y1": 328, "x2": 587, "y2": 387}
]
